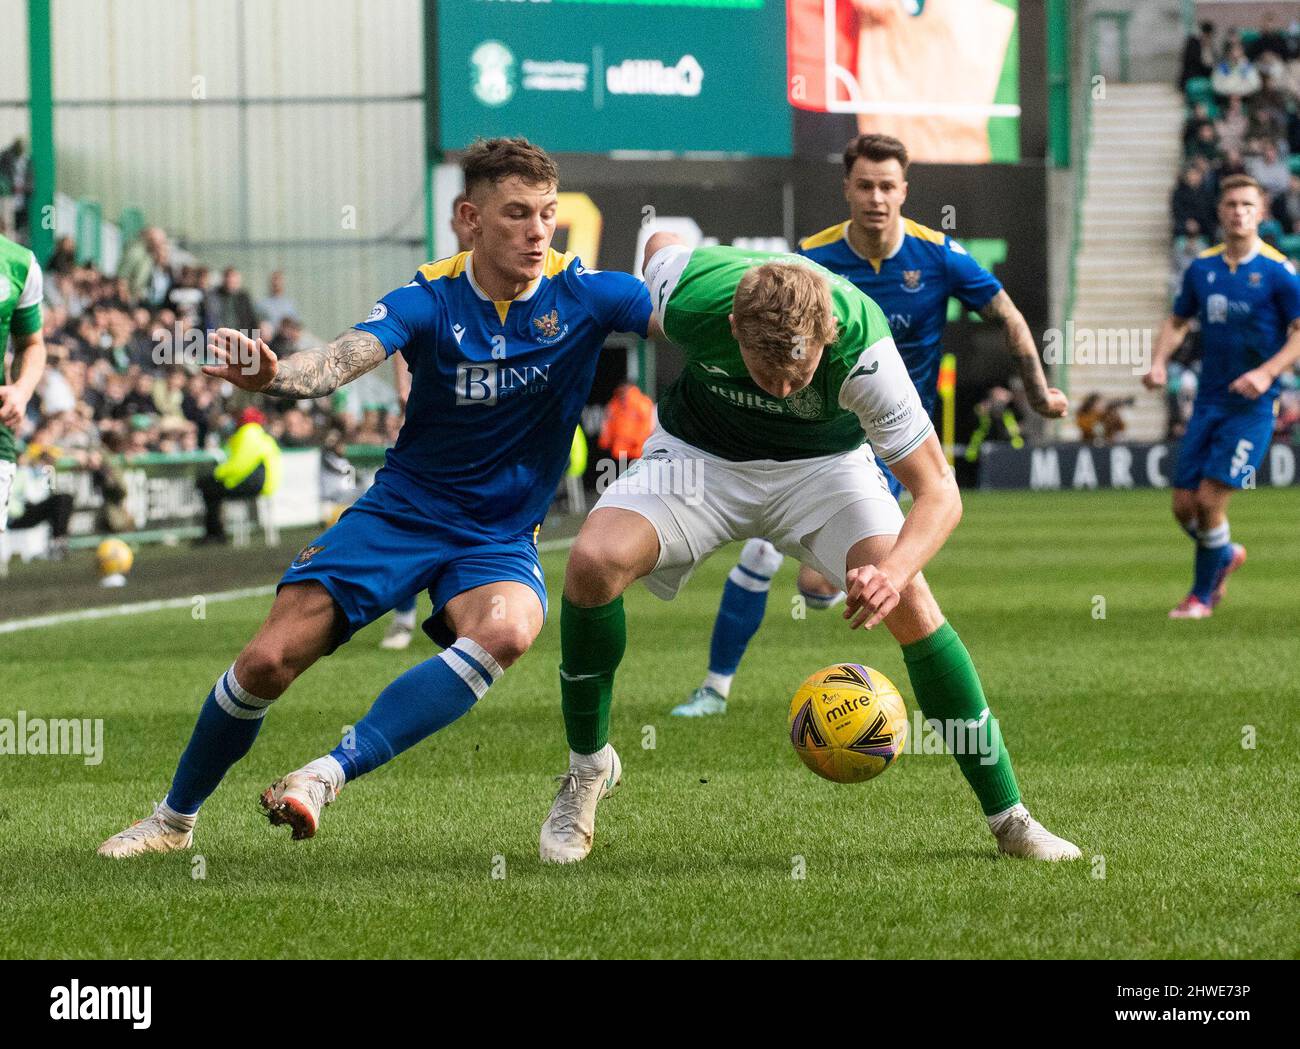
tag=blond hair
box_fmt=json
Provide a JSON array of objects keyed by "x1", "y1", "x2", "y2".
[{"x1": 732, "y1": 262, "x2": 838, "y2": 378}]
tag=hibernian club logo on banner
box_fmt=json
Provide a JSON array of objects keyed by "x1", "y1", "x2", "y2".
[{"x1": 471, "y1": 41, "x2": 516, "y2": 107}]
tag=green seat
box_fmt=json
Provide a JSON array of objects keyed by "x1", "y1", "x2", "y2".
[
  {"x1": 1288, "y1": 155, "x2": 1300, "y2": 175},
  {"x1": 1275, "y1": 233, "x2": 1300, "y2": 260},
  {"x1": 1184, "y1": 77, "x2": 1214, "y2": 108}
]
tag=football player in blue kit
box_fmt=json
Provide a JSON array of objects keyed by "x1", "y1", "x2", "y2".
[
  {"x1": 675, "y1": 134, "x2": 1067, "y2": 717},
  {"x1": 1144, "y1": 174, "x2": 1300, "y2": 619},
  {"x1": 99, "y1": 138, "x2": 653, "y2": 857}
]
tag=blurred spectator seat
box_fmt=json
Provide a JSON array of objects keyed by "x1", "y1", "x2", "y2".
[{"x1": 223, "y1": 494, "x2": 279, "y2": 549}]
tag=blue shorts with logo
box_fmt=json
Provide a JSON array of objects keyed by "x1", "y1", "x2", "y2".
[
  {"x1": 279, "y1": 477, "x2": 548, "y2": 651},
  {"x1": 1173, "y1": 401, "x2": 1275, "y2": 490}
]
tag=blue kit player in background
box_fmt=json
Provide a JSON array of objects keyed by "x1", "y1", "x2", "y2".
[
  {"x1": 99, "y1": 138, "x2": 652, "y2": 857},
  {"x1": 1144, "y1": 173, "x2": 1300, "y2": 620},
  {"x1": 674, "y1": 133, "x2": 1068, "y2": 717}
]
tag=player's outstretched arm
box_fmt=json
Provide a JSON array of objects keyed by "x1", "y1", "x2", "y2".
[
  {"x1": 1142, "y1": 314, "x2": 1192, "y2": 390},
  {"x1": 642, "y1": 230, "x2": 687, "y2": 342},
  {"x1": 979, "y1": 290, "x2": 1067, "y2": 418},
  {"x1": 844, "y1": 434, "x2": 961, "y2": 630},
  {"x1": 204, "y1": 327, "x2": 386, "y2": 398},
  {"x1": 1229, "y1": 317, "x2": 1300, "y2": 399}
]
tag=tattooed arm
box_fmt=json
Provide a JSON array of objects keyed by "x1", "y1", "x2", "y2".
[
  {"x1": 203, "y1": 327, "x2": 387, "y2": 397},
  {"x1": 978, "y1": 290, "x2": 1069, "y2": 418}
]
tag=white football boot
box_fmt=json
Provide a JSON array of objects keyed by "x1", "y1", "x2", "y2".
[
  {"x1": 380, "y1": 619, "x2": 414, "y2": 650},
  {"x1": 539, "y1": 745, "x2": 622, "y2": 864},
  {"x1": 97, "y1": 803, "x2": 194, "y2": 858},
  {"x1": 990, "y1": 804, "x2": 1082, "y2": 861},
  {"x1": 260, "y1": 765, "x2": 340, "y2": 840}
]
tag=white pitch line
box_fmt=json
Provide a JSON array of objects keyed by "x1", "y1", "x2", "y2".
[
  {"x1": 0, "y1": 586, "x2": 277, "y2": 635},
  {"x1": 0, "y1": 536, "x2": 579, "y2": 635}
]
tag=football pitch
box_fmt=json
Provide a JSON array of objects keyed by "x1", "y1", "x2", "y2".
[{"x1": 1, "y1": 488, "x2": 1297, "y2": 959}]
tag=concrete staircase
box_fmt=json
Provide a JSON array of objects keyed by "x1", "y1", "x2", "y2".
[{"x1": 1070, "y1": 82, "x2": 1184, "y2": 440}]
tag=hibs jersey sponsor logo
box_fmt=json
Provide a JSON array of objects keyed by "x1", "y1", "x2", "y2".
[{"x1": 704, "y1": 382, "x2": 825, "y2": 419}]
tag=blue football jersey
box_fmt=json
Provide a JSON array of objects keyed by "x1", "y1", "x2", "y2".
[
  {"x1": 1172, "y1": 242, "x2": 1300, "y2": 409},
  {"x1": 355, "y1": 249, "x2": 651, "y2": 537},
  {"x1": 799, "y1": 218, "x2": 1001, "y2": 414}
]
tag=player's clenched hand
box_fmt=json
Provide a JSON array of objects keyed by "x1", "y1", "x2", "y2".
[
  {"x1": 0, "y1": 385, "x2": 30, "y2": 429},
  {"x1": 843, "y1": 564, "x2": 901, "y2": 631},
  {"x1": 1141, "y1": 362, "x2": 1167, "y2": 390},
  {"x1": 1228, "y1": 367, "x2": 1271, "y2": 400},
  {"x1": 203, "y1": 328, "x2": 278, "y2": 391},
  {"x1": 1033, "y1": 388, "x2": 1070, "y2": 419}
]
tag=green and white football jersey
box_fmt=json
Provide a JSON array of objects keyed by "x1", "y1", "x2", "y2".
[
  {"x1": 648, "y1": 244, "x2": 932, "y2": 464},
  {"x1": 0, "y1": 235, "x2": 44, "y2": 464}
]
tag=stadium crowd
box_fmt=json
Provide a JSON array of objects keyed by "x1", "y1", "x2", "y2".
[
  {"x1": 16, "y1": 226, "x2": 402, "y2": 471},
  {"x1": 1168, "y1": 16, "x2": 1300, "y2": 444}
]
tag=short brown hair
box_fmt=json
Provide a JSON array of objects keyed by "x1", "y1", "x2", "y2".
[
  {"x1": 461, "y1": 137, "x2": 559, "y2": 199},
  {"x1": 843, "y1": 134, "x2": 909, "y2": 176},
  {"x1": 732, "y1": 263, "x2": 839, "y2": 378},
  {"x1": 1218, "y1": 173, "x2": 1262, "y2": 201}
]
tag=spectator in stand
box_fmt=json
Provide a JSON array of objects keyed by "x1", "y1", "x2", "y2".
[
  {"x1": 1180, "y1": 20, "x2": 1216, "y2": 88},
  {"x1": 268, "y1": 314, "x2": 306, "y2": 360},
  {"x1": 1247, "y1": 140, "x2": 1291, "y2": 199},
  {"x1": 1075, "y1": 394, "x2": 1131, "y2": 445},
  {"x1": 46, "y1": 235, "x2": 78, "y2": 277},
  {"x1": 5, "y1": 438, "x2": 75, "y2": 558},
  {"x1": 275, "y1": 406, "x2": 317, "y2": 448},
  {"x1": 182, "y1": 372, "x2": 220, "y2": 446},
  {"x1": 1255, "y1": 51, "x2": 1289, "y2": 92},
  {"x1": 1171, "y1": 232, "x2": 1208, "y2": 297},
  {"x1": 116, "y1": 371, "x2": 160, "y2": 422},
  {"x1": 152, "y1": 368, "x2": 187, "y2": 421},
  {"x1": 1217, "y1": 146, "x2": 1248, "y2": 182},
  {"x1": 118, "y1": 227, "x2": 168, "y2": 304},
  {"x1": 196, "y1": 406, "x2": 281, "y2": 544},
  {"x1": 167, "y1": 265, "x2": 207, "y2": 324},
  {"x1": 1214, "y1": 96, "x2": 1249, "y2": 156},
  {"x1": 1212, "y1": 40, "x2": 1261, "y2": 101},
  {"x1": 0, "y1": 137, "x2": 31, "y2": 237},
  {"x1": 598, "y1": 383, "x2": 655, "y2": 464},
  {"x1": 85, "y1": 432, "x2": 134, "y2": 534},
  {"x1": 207, "y1": 267, "x2": 258, "y2": 332},
  {"x1": 1186, "y1": 120, "x2": 1221, "y2": 164},
  {"x1": 1180, "y1": 21, "x2": 1218, "y2": 89},
  {"x1": 256, "y1": 270, "x2": 298, "y2": 330},
  {"x1": 1273, "y1": 172, "x2": 1300, "y2": 233},
  {"x1": 1172, "y1": 165, "x2": 1218, "y2": 238},
  {"x1": 1243, "y1": 13, "x2": 1290, "y2": 63},
  {"x1": 1183, "y1": 101, "x2": 1215, "y2": 152}
]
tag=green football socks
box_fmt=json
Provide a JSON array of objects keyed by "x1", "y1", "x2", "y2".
[
  {"x1": 560, "y1": 595, "x2": 626, "y2": 754},
  {"x1": 902, "y1": 621, "x2": 1021, "y2": 816}
]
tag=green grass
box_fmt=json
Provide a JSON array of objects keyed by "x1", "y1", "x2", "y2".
[{"x1": 1, "y1": 489, "x2": 1297, "y2": 958}]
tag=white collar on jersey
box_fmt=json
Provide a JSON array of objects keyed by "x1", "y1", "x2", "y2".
[
  {"x1": 465, "y1": 252, "x2": 544, "y2": 304},
  {"x1": 841, "y1": 217, "x2": 906, "y2": 263}
]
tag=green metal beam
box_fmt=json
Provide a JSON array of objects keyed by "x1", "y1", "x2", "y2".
[
  {"x1": 1046, "y1": 0, "x2": 1071, "y2": 169},
  {"x1": 27, "y1": 0, "x2": 55, "y2": 262},
  {"x1": 423, "y1": 0, "x2": 441, "y2": 261}
]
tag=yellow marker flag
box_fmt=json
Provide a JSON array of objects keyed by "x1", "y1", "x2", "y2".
[{"x1": 937, "y1": 353, "x2": 957, "y2": 465}]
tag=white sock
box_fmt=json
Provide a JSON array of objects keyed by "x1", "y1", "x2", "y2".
[
  {"x1": 304, "y1": 754, "x2": 346, "y2": 791},
  {"x1": 1199, "y1": 521, "x2": 1230, "y2": 550},
  {"x1": 571, "y1": 744, "x2": 611, "y2": 771},
  {"x1": 987, "y1": 802, "x2": 1029, "y2": 833},
  {"x1": 393, "y1": 610, "x2": 416, "y2": 630},
  {"x1": 702, "y1": 671, "x2": 733, "y2": 698},
  {"x1": 157, "y1": 799, "x2": 197, "y2": 832}
]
